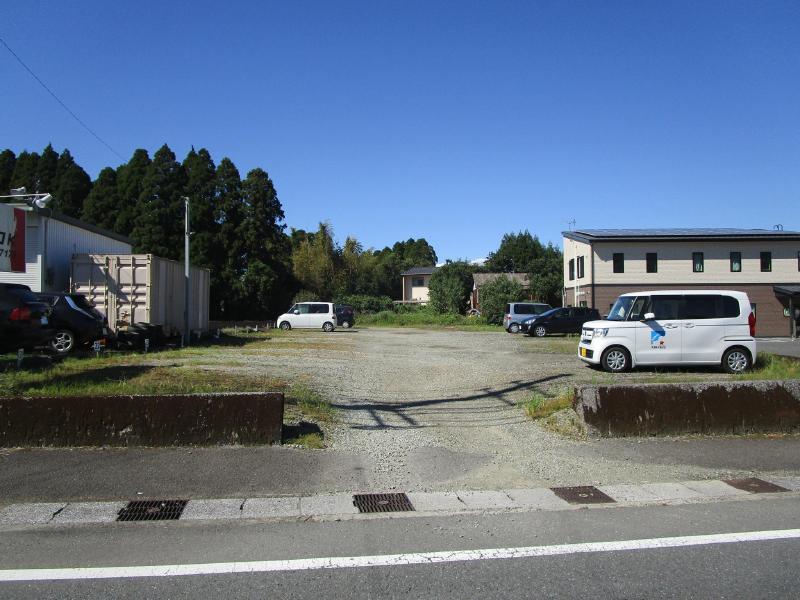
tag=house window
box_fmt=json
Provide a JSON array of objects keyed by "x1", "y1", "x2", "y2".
[
  {"x1": 613, "y1": 253, "x2": 624, "y2": 273},
  {"x1": 798, "y1": 251, "x2": 800, "y2": 271},
  {"x1": 568, "y1": 259, "x2": 575, "y2": 281},
  {"x1": 646, "y1": 253, "x2": 657, "y2": 273},
  {"x1": 412, "y1": 277, "x2": 425, "y2": 287},
  {"x1": 760, "y1": 252, "x2": 772, "y2": 272},
  {"x1": 577, "y1": 256, "x2": 585, "y2": 279},
  {"x1": 730, "y1": 252, "x2": 741, "y2": 273},
  {"x1": 692, "y1": 252, "x2": 704, "y2": 273}
]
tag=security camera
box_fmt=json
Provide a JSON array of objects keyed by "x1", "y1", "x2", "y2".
[
  {"x1": 10, "y1": 187, "x2": 27, "y2": 195},
  {"x1": 34, "y1": 194, "x2": 52, "y2": 208}
]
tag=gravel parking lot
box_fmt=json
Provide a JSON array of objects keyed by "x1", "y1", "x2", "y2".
[{"x1": 217, "y1": 327, "x2": 800, "y2": 492}]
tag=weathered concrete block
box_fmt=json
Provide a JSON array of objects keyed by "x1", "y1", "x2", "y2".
[
  {"x1": 574, "y1": 381, "x2": 800, "y2": 437},
  {"x1": 0, "y1": 392, "x2": 284, "y2": 447}
]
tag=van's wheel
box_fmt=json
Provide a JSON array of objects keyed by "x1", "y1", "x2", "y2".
[
  {"x1": 508, "y1": 323, "x2": 520, "y2": 334},
  {"x1": 722, "y1": 347, "x2": 751, "y2": 374},
  {"x1": 322, "y1": 322, "x2": 334, "y2": 333},
  {"x1": 340, "y1": 320, "x2": 351, "y2": 329},
  {"x1": 279, "y1": 321, "x2": 291, "y2": 331},
  {"x1": 601, "y1": 347, "x2": 631, "y2": 373},
  {"x1": 49, "y1": 330, "x2": 75, "y2": 355},
  {"x1": 533, "y1": 325, "x2": 547, "y2": 337}
]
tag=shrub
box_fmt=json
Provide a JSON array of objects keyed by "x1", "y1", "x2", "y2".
[
  {"x1": 478, "y1": 275, "x2": 525, "y2": 324},
  {"x1": 333, "y1": 294, "x2": 393, "y2": 313},
  {"x1": 428, "y1": 261, "x2": 474, "y2": 314}
]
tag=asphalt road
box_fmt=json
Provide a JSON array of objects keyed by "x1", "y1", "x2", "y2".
[{"x1": 0, "y1": 496, "x2": 798, "y2": 599}]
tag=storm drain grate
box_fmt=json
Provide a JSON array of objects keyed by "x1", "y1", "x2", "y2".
[
  {"x1": 353, "y1": 493, "x2": 415, "y2": 513},
  {"x1": 551, "y1": 486, "x2": 615, "y2": 505},
  {"x1": 117, "y1": 500, "x2": 188, "y2": 522},
  {"x1": 724, "y1": 478, "x2": 789, "y2": 494}
]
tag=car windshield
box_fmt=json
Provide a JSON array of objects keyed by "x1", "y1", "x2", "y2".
[
  {"x1": 538, "y1": 308, "x2": 559, "y2": 318},
  {"x1": 607, "y1": 296, "x2": 635, "y2": 321}
]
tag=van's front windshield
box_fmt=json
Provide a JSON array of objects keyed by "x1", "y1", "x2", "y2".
[{"x1": 607, "y1": 296, "x2": 635, "y2": 321}]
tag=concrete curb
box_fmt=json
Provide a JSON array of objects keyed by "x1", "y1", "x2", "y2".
[{"x1": 1, "y1": 476, "x2": 798, "y2": 527}]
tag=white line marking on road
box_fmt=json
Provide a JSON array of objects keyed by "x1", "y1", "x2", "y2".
[{"x1": 1, "y1": 528, "x2": 799, "y2": 582}]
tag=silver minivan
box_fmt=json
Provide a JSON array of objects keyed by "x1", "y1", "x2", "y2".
[
  {"x1": 578, "y1": 290, "x2": 757, "y2": 373},
  {"x1": 277, "y1": 302, "x2": 337, "y2": 332},
  {"x1": 504, "y1": 302, "x2": 553, "y2": 333}
]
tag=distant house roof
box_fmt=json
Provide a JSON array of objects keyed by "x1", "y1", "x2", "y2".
[
  {"x1": 473, "y1": 272, "x2": 529, "y2": 289},
  {"x1": 401, "y1": 266, "x2": 437, "y2": 276},
  {"x1": 563, "y1": 228, "x2": 800, "y2": 243}
]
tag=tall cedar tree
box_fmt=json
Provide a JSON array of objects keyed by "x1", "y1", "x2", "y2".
[
  {"x1": 10, "y1": 150, "x2": 40, "y2": 191},
  {"x1": 35, "y1": 144, "x2": 59, "y2": 193},
  {"x1": 131, "y1": 144, "x2": 187, "y2": 259},
  {"x1": 114, "y1": 149, "x2": 151, "y2": 236},
  {"x1": 485, "y1": 230, "x2": 544, "y2": 273},
  {"x1": 81, "y1": 167, "x2": 120, "y2": 231},
  {"x1": 0, "y1": 150, "x2": 16, "y2": 194},
  {"x1": 52, "y1": 149, "x2": 91, "y2": 217},
  {"x1": 213, "y1": 157, "x2": 245, "y2": 317},
  {"x1": 182, "y1": 148, "x2": 218, "y2": 270}
]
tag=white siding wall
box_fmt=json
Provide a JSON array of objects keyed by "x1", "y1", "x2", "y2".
[
  {"x1": 0, "y1": 212, "x2": 43, "y2": 290},
  {"x1": 562, "y1": 237, "x2": 593, "y2": 290},
  {"x1": 593, "y1": 240, "x2": 800, "y2": 284}
]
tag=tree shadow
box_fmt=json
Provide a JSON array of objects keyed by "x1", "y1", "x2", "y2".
[{"x1": 282, "y1": 421, "x2": 323, "y2": 443}]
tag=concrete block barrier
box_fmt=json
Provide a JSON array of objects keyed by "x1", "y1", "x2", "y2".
[
  {"x1": 0, "y1": 392, "x2": 284, "y2": 447},
  {"x1": 575, "y1": 380, "x2": 800, "y2": 437}
]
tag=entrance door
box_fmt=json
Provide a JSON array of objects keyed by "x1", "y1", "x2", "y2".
[{"x1": 634, "y1": 295, "x2": 683, "y2": 365}]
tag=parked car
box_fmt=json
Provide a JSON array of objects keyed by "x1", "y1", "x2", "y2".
[
  {"x1": 578, "y1": 290, "x2": 757, "y2": 374},
  {"x1": 36, "y1": 292, "x2": 108, "y2": 354},
  {"x1": 277, "y1": 302, "x2": 337, "y2": 332},
  {"x1": 335, "y1": 304, "x2": 355, "y2": 328},
  {"x1": 503, "y1": 302, "x2": 552, "y2": 333},
  {"x1": 0, "y1": 283, "x2": 54, "y2": 353},
  {"x1": 522, "y1": 307, "x2": 601, "y2": 337}
]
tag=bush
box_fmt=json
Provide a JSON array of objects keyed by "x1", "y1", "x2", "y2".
[
  {"x1": 478, "y1": 275, "x2": 525, "y2": 324},
  {"x1": 428, "y1": 261, "x2": 474, "y2": 314},
  {"x1": 357, "y1": 306, "x2": 492, "y2": 328}
]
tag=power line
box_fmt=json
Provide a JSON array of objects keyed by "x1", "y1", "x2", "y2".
[{"x1": 0, "y1": 35, "x2": 125, "y2": 161}]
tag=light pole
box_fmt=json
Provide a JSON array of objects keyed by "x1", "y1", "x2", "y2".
[{"x1": 183, "y1": 196, "x2": 191, "y2": 347}]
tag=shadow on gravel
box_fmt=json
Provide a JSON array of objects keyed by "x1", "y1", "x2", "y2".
[
  {"x1": 282, "y1": 421, "x2": 323, "y2": 442},
  {"x1": 336, "y1": 374, "x2": 569, "y2": 430}
]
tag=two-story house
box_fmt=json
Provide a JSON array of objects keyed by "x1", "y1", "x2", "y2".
[{"x1": 562, "y1": 228, "x2": 800, "y2": 337}]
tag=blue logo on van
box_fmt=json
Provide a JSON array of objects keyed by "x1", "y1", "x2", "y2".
[{"x1": 650, "y1": 328, "x2": 666, "y2": 348}]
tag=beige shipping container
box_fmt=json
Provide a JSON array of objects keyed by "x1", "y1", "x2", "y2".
[{"x1": 70, "y1": 254, "x2": 210, "y2": 335}]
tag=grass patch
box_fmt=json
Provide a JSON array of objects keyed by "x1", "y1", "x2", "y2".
[
  {"x1": 521, "y1": 388, "x2": 575, "y2": 419},
  {"x1": 357, "y1": 308, "x2": 500, "y2": 331},
  {"x1": 542, "y1": 409, "x2": 587, "y2": 439},
  {"x1": 287, "y1": 384, "x2": 336, "y2": 423},
  {"x1": 285, "y1": 432, "x2": 325, "y2": 449},
  {"x1": 743, "y1": 353, "x2": 800, "y2": 380}
]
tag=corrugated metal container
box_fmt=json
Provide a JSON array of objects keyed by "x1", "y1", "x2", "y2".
[{"x1": 71, "y1": 254, "x2": 210, "y2": 335}]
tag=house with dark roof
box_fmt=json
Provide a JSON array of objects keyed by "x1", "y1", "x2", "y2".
[
  {"x1": 399, "y1": 266, "x2": 436, "y2": 304},
  {"x1": 562, "y1": 228, "x2": 800, "y2": 337},
  {"x1": 470, "y1": 272, "x2": 530, "y2": 311}
]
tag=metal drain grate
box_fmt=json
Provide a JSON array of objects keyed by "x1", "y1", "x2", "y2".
[
  {"x1": 353, "y1": 493, "x2": 415, "y2": 513},
  {"x1": 724, "y1": 478, "x2": 789, "y2": 494},
  {"x1": 551, "y1": 486, "x2": 615, "y2": 505},
  {"x1": 117, "y1": 500, "x2": 188, "y2": 522}
]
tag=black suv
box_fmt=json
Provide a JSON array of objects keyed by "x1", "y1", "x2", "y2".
[
  {"x1": 521, "y1": 307, "x2": 601, "y2": 337},
  {"x1": 36, "y1": 293, "x2": 107, "y2": 354},
  {"x1": 0, "y1": 283, "x2": 54, "y2": 353},
  {"x1": 335, "y1": 304, "x2": 355, "y2": 328}
]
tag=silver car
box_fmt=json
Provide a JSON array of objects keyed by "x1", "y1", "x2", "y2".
[{"x1": 503, "y1": 302, "x2": 552, "y2": 333}]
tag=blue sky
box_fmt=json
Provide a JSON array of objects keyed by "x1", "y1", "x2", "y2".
[{"x1": 3, "y1": 1, "x2": 799, "y2": 261}]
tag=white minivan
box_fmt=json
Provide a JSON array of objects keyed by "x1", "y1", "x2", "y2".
[
  {"x1": 578, "y1": 290, "x2": 757, "y2": 373},
  {"x1": 277, "y1": 302, "x2": 337, "y2": 332}
]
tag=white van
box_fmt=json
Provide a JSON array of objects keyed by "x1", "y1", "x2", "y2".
[
  {"x1": 277, "y1": 302, "x2": 337, "y2": 332},
  {"x1": 578, "y1": 290, "x2": 757, "y2": 373}
]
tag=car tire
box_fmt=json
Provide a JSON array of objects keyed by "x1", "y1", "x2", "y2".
[
  {"x1": 322, "y1": 322, "x2": 334, "y2": 333},
  {"x1": 50, "y1": 330, "x2": 75, "y2": 355},
  {"x1": 722, "y1": 347, "x2": 751, "y2": 374},
  {"x1": 279, "y1": 321, "x2": 291, "y2": 331},
  {"x1": 533, "y1": 325, "x2": 547, "y2": 337},
  {"x1": 340, "y1": 320, "x2": 351, "y2": 329},
  {"x1": 508, "y1": 323, "x2": 520, "y2": 334},
  {"x1": 601, "y1": 346, "x2": 631, "y2": 373}
]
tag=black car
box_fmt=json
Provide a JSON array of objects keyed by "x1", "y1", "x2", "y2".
[
  {"x1": 36, "y1": 292, "x2": 107, "y2": 354},
  {"x1": 335, "y1": 304, "x2": 355, "y2": 328},
  {"x1": 0, "y1": 283, "x2": 55, "y2": 353},
  {"x1": 521, "y1": 307, "x2": 601, "y2": 337}
]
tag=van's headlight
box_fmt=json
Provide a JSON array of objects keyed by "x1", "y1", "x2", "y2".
[{"x1": 593, "y1": 328, "x2": 609, "y2": 337}]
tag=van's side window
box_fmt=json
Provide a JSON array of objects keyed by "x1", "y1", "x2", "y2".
[
  {"x1": 627, "y1": 296, "x2": 649, "y2": 321},
  {"x1": 650, "y1": 295, "x2": 682, "y2": 320},
  {"x1": 297, "y1": 304, "x2": 311, "y2": 314}
]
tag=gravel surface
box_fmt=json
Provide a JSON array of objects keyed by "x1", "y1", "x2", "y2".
[{"x1": 195, "y1": 327, "x2": 800, "y2": 492}]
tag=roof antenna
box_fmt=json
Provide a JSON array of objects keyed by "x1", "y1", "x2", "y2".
[
  {"x1": 567, "y1": 219, "x2": 576, "y2": 231},
  {"x1": 774, "y1": 224, "x2": 784, "y2": 231}
]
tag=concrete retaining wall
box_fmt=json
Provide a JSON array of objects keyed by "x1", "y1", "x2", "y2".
[
  {"x1": 0, "y1": 392, "x2": 284, "y2": 447},
  {"x1": 575, "y1": 380, "x2": 800, "y2": 437}
]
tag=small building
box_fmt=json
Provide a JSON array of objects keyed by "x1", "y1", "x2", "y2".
[
  {"x1": 0, "y1": 204, "x2": 131, "y2": 292},
  {"x1": 562, "y1": 228, "x2": 800, "y2": 337},
  {"x1": 470, "y1": 272, "x2": 531, "y2": 311},
  {"x1": 399, "y1": 266, "x2": 436, "y2": 304}
]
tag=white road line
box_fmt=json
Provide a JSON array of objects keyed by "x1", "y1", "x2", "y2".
[{"x1": 1, "y1": 528, "x2": 799, "y2": 582}]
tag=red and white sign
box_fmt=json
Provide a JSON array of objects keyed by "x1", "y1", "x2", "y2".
[{"x1": 0, "y1": 204, "x2": 26, "y2": 272}]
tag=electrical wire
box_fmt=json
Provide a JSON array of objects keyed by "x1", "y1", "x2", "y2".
[{"x1": 0, "y1": 35, "x2": 125, "y2": 160}]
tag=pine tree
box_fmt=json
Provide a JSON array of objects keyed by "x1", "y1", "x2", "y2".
[
  {"x1": 52, "y1": 149, "x2": 91, "y2": 216},
  {"x1": 114, "y1": 149, "x2": 151, "y2": 236},
  {"x1": 35, "y1": 144, "x2": 59, "y2": 193},
  {"x1": 81, "y1": 167, "x2": 120, "y2": 231},
  {"x1": 10, "y1": 150, "x2": 40, "y2": 191},
  {"x1": 211, "y1": 157, "x2": 245, "y2": 317},
  {"x1": 130, "y1": 144, "x2": 186, "y2": 259},
  {"x1": 0, "y1": 150, "x2": 16, "y2": 195}
]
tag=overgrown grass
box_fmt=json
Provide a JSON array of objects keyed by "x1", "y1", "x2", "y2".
[
  {"x1": 742, "y1": 352, "x2": 800, "y2": 380},
  {"x1": 287, "y1": 384, "x2": 337, "y2": 422},
  {"x1": 358, "y1": 308, "x2": 499, "y2": 331},
  {"x1": 521, "y1": 387, "x2": 575, "y2": 419},
  {"x1": 285, "y1": 432, "x2": 325, "y2": 449}
]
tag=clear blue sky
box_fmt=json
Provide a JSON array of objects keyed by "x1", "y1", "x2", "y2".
[{"x1": 3, "y1": 1, "x2": 799, "y2": 261}]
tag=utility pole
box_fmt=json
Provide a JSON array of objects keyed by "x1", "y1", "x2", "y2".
[{"x1": 183, "y1": 196, "x2": 191, "y2": 347}]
